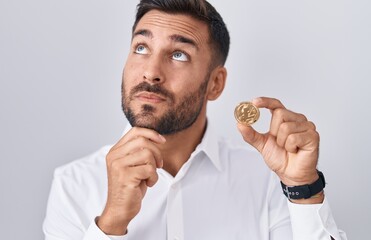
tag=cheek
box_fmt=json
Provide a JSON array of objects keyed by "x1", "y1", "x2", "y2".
[
  {"x1": 122, "y1": 73, "x2": 134, "y2": 99},
  {"x1": 124, "y1": 55, "x2": 145, "y2": 75},
  {"x1": 123, "y1": 62, "x2": 142, "y2": 86}
]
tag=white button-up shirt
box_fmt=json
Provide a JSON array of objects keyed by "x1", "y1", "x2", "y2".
[{"x1": 43, "y1": 124, "x2": 347, "y2": 240}]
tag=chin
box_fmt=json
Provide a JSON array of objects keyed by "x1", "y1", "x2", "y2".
[{"x1": 130, "y1": 113, "x2": 159, "y2": 129}]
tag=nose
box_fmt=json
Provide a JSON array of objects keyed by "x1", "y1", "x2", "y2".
[{"x1": 143, "y1": 55, "x2": 164, "y2": 84}]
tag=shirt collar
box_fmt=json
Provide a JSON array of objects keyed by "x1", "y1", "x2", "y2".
[
  {"x1": 122, "y1": 121, "x2": 222, "y2": 172},
  {"x1": 193, "y1": 120, "x2": 222, "y2": 172}
]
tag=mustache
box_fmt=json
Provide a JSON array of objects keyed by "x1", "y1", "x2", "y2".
[{"x1": 129, "y1": 82, "x2": 175, "y2": 102}]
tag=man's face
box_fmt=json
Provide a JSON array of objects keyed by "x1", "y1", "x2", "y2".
[{"x1": 122, "y1": 10, "x2": 213, "y2": 135}]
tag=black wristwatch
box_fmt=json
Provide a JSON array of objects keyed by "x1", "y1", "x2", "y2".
[{"x1": 280, "y1": 170, "x2": 326, "y2": 200}]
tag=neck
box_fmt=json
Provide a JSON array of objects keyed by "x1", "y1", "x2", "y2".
[{"x1": 159, "y1": 111, "x2": 207, "y2": 177}]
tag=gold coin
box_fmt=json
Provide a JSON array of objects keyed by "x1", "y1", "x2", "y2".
[{"x1": 234, "y1": 102, "x2": 260, "y2": 126}]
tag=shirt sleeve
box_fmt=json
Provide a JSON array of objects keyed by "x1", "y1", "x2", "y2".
[
  {"x1": 287, "y1": 196, "x2": 348, "y2": 240},
  {"x1": 43, "y1": 170, "x2": 129, "y2": 240},
  {"x1": 83, "y1": 219, "x2": 127, "y2": 240}
]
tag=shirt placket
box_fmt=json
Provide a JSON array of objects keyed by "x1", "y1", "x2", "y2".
[
  {"x1": 164, "y1": 151, "x2": 202, "y2": 240},
  {"x1": 166, "y1": 180, "x2": 184, "y2": 240}
]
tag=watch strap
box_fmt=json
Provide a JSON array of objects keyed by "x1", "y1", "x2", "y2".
[{"x1": 281, "y1": 170, "x2": 326, "y2": 200}]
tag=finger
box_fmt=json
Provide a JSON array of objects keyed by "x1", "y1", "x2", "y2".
[
  {"x1": 270, "y1": 108, "x2": 308, "y2": 137},
  {"x1": 108, "y1": 148, "x2": 159, "y2": 178},
  {"x1": 252, "y1": 97, "x2": 286, "y2": 111},
  {"x1": 237, "y1": 123, "x2": 267, "y2": 153},
  {"x1": 139, "y1": 181, "x2": 148, "y2": 197},
  {"x1": 284, "y1": 130, "x2": 320, "y2": 153},
  {"x1": 276, "y1": 121, "x2": 316, "y2": 148},
  {"x1": 124, "y1": 148, "x2": 159, "y2": 168},
  {"x1": 114, "y1": 162, "x2": 158, "y2": 188},
  {"x1": 129, "y1": 164, "x2": 159, "y2": 187},
  {"x1": 109, "y1": 136, "x2": 163, "y2": 168},
  {"x1": 112, "y1": 127, "x2": 166, "y2": 151}
]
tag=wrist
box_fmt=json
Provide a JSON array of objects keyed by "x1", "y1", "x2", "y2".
[
  {"x1": 289, "y1": 190, "x2": 325, "y2": 204},
  {"x1": 279, "y1": 170, "x2": 319, "y2": 186},
  {"x1": 280, "y1": 170, "x2": 326, "y2": 202}
]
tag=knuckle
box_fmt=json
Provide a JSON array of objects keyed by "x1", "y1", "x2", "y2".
[
  {"x1": 276, "y1": 137, "x2": 285, "y2": 148},
  {"x1": 286, "y1": 134, "x2": 295, "y2": 143},
  {"x1": 298, "y1": 113, "x2": 307, "y2": 121},
  {"x1": 308, "y1": 121, "x2": 316, "y2": 130},
  {"x1": 311, "y1": 130, "x2": 320, "y2": 141},
  {"x1": 143, "y1": 164, "x2": 157, "y2": 177},
  {"x1": 105, "y1": 154, "x2": 113, "y2": 165},
  {"x1": 147, "y1": 166, "x2": 156, "y2": 175},
  {"x1": 274, "y1": 108, "x2": 285, "y2": 118},
  {"x1": 269, "y1": 97, "x2": 281, "y2": 104},
  {"x1": 280, "y1": 122, "x2": 291, "y2": 135},
  {"x1": 135, "y1": 136, "x2": 147, "y2": 146},
  {"x1": 128, "y1": 127, "x2": 142, "y2": 139},
  {"x1": 109, "y1": 159, "x2": 122, "y2": 170},
  {"x1": 152, "y1": 174, "x2": 159, "y2": 184},
  {"x1": 106, "y1": 152, "x2": 120, "y2": 168},
  {"x1": 287, "y1": 133, "x2": 299, "y2": 146},
  {"x1": 140, "y1": 148, "x2": 153, "y2": 159},
  {"x1": 275, "y1": 99, "x2": 283, "y2": 105}
]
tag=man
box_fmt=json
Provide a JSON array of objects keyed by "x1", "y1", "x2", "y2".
[{"x1": 43, "y1": 0, "x2": 347, "y2": 239}]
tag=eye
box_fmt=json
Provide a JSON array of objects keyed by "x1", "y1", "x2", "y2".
[
  {"x1": 172, "y1": 51, "x2": 189, "y2": 62},
  {"x1": 134, "y1": 44, "x2": 148, "y2": 55}
]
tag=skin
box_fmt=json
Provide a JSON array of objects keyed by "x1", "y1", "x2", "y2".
[
  {"x1": 97, "y1": 10, "x2": 323, "y2": 235},
  {"x1": 238, "y1": 97, "x2": 324, "y2": 205}
]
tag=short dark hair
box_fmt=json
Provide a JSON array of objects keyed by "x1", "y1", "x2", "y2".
[{"x1": 132, "y1": 0, "x2": 230, "y2": 67}]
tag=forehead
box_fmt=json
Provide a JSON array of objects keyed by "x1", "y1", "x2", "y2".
[{"x1": 134, "y1": 10, "x2": 210, "y2": 48}]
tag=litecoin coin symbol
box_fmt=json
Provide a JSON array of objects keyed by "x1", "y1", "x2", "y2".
[{"x1": 234, "y1": 102, "x2": 260, "y2": 126}]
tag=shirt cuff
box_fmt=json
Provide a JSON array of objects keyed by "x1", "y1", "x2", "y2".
[
  {"x1": 107, "y1": 235, "x2": 126, "y2": 240},
  {"x1": 82, "y1": 218, "x2": 126, "y2": 240},
  {"x1": 287, "y1": 196, "x2": 342, "y2": 240}
]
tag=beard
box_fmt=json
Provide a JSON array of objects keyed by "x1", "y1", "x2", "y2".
[{"x1": 121, "y1": 76, "x2": 209, "y2": 135}]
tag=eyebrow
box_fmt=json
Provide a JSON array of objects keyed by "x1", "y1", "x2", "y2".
[
  {"x1": 170, "y1": 34, "x2": 198, "y2": 49},
  {"x1": 133, "y1": 29, "x2": 198, "y2": 50},
  {"x1": 133, "y1": 29, "x2": 153, "y2": 39}
]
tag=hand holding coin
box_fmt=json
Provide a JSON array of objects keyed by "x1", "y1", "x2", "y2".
[{"x1": 236, "y1": 97, "x2": 320, "y2": 189}]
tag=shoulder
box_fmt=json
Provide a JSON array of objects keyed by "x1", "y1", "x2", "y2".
[
  {"x1": 45, "y1": 146, "x2": 112, "y2": 229},
  {"x1": 53, "y1": 145, "x2": 111, "y2": 185}
]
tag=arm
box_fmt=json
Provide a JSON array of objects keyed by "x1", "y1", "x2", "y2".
[
  {"x1": 43, "y1": 173, "x2": 116, "y2": 240},
  {"x1": 97, "y1": 127, "x2": 166, "y2": 235},
  {"x1": 43, "y1": 127, "x2": 166, "y2": 239},
  {"x1": 237, "y1": 97, "x2": 347, "y2": 240}
]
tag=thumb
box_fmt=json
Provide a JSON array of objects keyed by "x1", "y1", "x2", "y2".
[{"x1": 237, "y1": 123, "x2": 267, "y2": 153}]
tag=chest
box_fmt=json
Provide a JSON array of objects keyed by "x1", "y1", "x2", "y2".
[{"x1": 127, "y1": 168, "x2": 272, "y2": 240}]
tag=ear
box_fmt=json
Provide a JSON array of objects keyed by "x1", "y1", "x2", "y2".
[{"x1": 206, "y1": 66, "x2": 227, "y2": 101}]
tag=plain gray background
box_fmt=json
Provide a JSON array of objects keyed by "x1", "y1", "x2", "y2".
[{"x1": 1, "y1": 0, "x2": 370, "y2": 239}]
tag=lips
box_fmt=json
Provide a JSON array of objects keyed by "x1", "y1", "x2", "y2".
[{"x1": 134, "y1": 91, "x2": 166, "y2": 103}]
